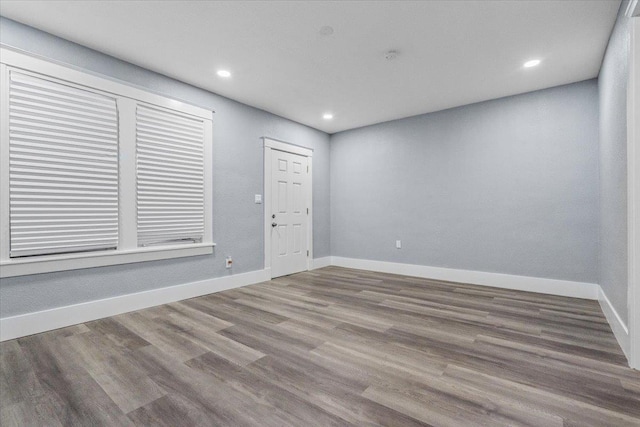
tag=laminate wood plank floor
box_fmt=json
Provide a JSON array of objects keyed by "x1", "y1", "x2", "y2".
[{"x1": 2, "y1": 266, "x2": 639, "y2": 426}]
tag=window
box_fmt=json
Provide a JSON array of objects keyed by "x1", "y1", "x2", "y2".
[
  {"x1": 135, "y1": 105, "x2": 206, "y2": 247},
  {"x1": 8, "y1": 71, "x2": 120, "y2": 257},
  {"x1": 0, "y1": 48, "x2": 214, "y2": 278}
]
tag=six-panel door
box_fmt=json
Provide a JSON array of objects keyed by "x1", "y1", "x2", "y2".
[{"x1": 270, "y1": 149, "x2": 309, "y2": 278}]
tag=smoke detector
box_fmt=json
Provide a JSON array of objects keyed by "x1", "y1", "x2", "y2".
[
  {"x1": 384, "y1": 50, "x2": 398, "y2": 61},
  {"x1": 319, "y1": 26, "x2": 334, "y2": 36}
]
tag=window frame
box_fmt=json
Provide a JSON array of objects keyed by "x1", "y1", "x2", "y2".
[{"x1": 0, "y1": 47, "x2": 215, "y2": 278}]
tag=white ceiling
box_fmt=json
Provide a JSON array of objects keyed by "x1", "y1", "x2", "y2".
[{"x1": 0, "y1": 0, "x2": 621, "y2": 134}]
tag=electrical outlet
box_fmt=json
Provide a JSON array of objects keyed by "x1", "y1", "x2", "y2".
[
  {"x1": 225, "y1": 256, "x2": 233, "y2": 268},
  {"x1": 396, "y1": 240, "x2": 402, "y2": 249},
  {"x1": 254, "y1": 194, "x2": 262, "y2": 204}
]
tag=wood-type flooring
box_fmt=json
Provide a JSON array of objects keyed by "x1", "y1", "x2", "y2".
[{"x1": 1, "y1": 266, "x2": 639, "y2": 426}]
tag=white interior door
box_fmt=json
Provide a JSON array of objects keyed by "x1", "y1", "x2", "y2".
[{"x1": 270, "y1": 149, "x2": 309, "y2": 278}]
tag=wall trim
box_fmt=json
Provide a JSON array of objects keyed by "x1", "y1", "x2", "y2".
[
  {"x1": 628, "y1": 17, "x2": 640, "y2": 370},
  {"x1": 626, "y1": 0, "x2": 639, "y2": 17},
  {"x1": 0, "y1": 244, "x2": 215, "y2": 279},
  {"x1": 311, "y1": 256, "x2": 332, "y2": 270},
  {"x1": 3, "y1": 256, "x2": 625, "y2": 364},
  {"x1": 263, "y1": 137, "x2": 314, "y2": 157},
  {"x1": 328, "y1": 257, "x2": 637, "y2": 362},
  {"x1": 0, "y1": 47, "x2": 216, "y2": 279},
  {"x1": 599, "y1": 287, "x2": 631, "y2": 359},
  {"x1": 330, "y1": 256, "x2": 600, "y2": 300},
  {"x1": 0, "y1": 268, "x2": 270, "y2": 342}
]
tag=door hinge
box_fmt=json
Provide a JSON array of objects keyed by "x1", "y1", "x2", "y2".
[
  {"x1": 307, "y1": 165, "x2": 309, "y2": 173},
  {"x1": 307, "y1": 208, "x2": 309, "y2": 215},
  {"x1": 307, "y1": 250, "x2": 309, "y2": 257}
]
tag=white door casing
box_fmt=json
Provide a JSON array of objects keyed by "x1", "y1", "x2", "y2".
[{"x1": 263, "y1": 138, "x2": 313, "y2": 278}]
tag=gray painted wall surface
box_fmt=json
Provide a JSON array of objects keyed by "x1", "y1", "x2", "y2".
[
  {"x1": 331, "y1": 80, "x2": 600, "y2": 284},
  {"x1": 0, "y1": 17, "x2": 331, "y2": 318},
  {"x1": 599, "y1": 1, "x2": 630, "y2": 324}
]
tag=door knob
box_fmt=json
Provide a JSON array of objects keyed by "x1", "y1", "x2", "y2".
[{"x1": 272, "y1": 222, "x2": 278, "y2": 227}]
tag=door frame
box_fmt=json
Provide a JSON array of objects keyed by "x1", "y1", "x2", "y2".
[
  {"x1": 263, "y1": 137, "x2": 313, "y2": 279},
  {"x1": 628, "y1": 11, "x2": 640, "y2": 370}
]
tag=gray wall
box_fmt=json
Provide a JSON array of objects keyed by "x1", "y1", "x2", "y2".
[
  {"x1": 0, "y1": 13, "x2": 619, "y2": 320},
  {"x1": 599, "y1": 1, "x2": 630, "y2": 324},
  {"x1": 331, "y1": 80, "x2": 600, "y2": 284},
  {"x1": 0, "y1": 17, "x2": 331, "y2": 318}
]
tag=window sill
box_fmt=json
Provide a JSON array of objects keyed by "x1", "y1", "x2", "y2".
[{"x1": 0, "y1": 243, "x2": 216, "y2": 278}]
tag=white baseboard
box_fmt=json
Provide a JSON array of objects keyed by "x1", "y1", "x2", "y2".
[
  {"x1": 598, "y1": 287, "x2": 630, "y2": 359},
  {"x1": 311, "y1": 256, "x2": 332, "y2": 270},
  {"x1": 330, "y1": 256, "x2": 631, "y2": 366},
  {"x1": 0, "y1": 268, "x2": 270, "y2": 342},
  {"x1": 0, "y1": 256, "x2": 618, "y2": 358},
  {"x1": 330, "y1": 256, "x2": 600, "y2": 300}
]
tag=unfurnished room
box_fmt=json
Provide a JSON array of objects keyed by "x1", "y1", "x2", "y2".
[{"x1": 0, "y1": 0, "x2": 639, "y2": 426}]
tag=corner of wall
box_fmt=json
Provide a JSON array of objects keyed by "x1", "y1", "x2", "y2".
[{"x1": 598, "y1": 286, "x2": 631, "y2": 359}]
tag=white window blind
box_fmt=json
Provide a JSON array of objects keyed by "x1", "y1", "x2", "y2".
[
  {"x1": 8, "y1": 71, "x2": 119, "y2": 257},
  {"x1": 1, "y1": 48, "x2": 214, "y2": 278},
  {"x1": 136, "y1": 104, "x2": 205, "y2": 247}
]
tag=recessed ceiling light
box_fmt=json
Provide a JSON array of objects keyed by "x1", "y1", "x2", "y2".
[
  {"x1": 323, "y1": 113, "x2": 333, "y2": 120},
  {"x1": 523, "y1": 59, "x2": 541, "y2": 68},
  {"x1": 217, "y1": 70, "x2": 231, "y2": 78}
]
